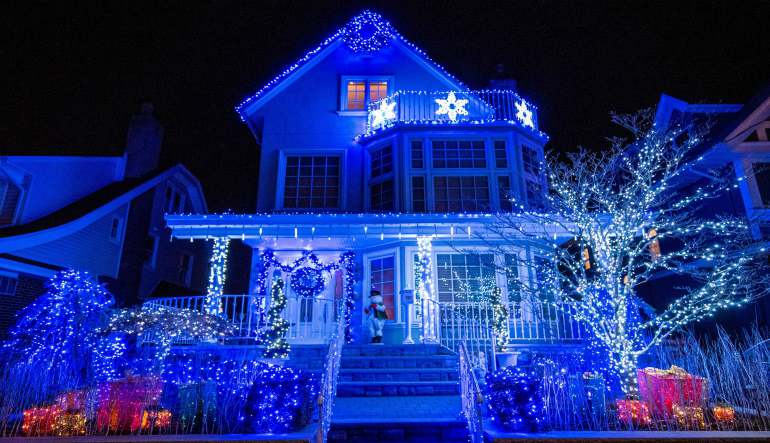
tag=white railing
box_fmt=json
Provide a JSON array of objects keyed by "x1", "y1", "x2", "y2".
[
  {"x1": 459, "y1": 342, "x2": 484, "y2": 443},
  {"x1": 318, "y1": 299, "x2": 346, "y2": 442},
  {"x1": 144, "y1": 294, "x2": 340, "y2": 344},
  {"x1": 438, "y1": 301, "x2": 584, "y2": 368}
]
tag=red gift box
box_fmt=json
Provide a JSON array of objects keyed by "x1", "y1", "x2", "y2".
[
  {"x1": 637, "y1": 366, "x2": 707, "y2": 417},
  {"x1": 23, "y1": 405, "x2": 63, "y2": 435},
  {"x1": 97, "y1": 375, "x2": 162, "y2": 432}
]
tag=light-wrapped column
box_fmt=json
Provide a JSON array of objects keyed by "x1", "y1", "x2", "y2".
[{"x1": 205, "y1": 237, "x2": 230, "y2": 316}]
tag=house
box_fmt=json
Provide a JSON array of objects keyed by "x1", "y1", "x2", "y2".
[
  {"x1": 158, "y1": 11, "x2": 579, "y2": 358},
  {"x1": 0, "y1": 103, "x2": 210, "y2": 335},
  {"x1": 637, "y1": 86, "x2": 770, "y2": 326}
]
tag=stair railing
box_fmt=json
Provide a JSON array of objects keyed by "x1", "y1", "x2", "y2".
[
  {"x1": 459, "y1": 342, "x2": 485, "y2": 443},
  {"x1": 318, "y1": 300, "x2": 346, "y2": 442}
]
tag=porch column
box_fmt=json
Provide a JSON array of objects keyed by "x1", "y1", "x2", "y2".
[
  {"x1": 205, "y1": 237, "x2": 230, "y2": 316},
  {"x1": 416, "y1": 236, "x2": 438, "y2": 343}
]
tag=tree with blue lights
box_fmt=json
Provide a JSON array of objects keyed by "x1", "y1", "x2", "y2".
[
  {"x1": 491, "y1": 109, "x2": 769, "y2": 396},
  {"x1": 262, "y1": 277, "x2": 290, "y2": 359},
  {"x1": 2, "y1": 270, "x2": 114, "y2": 391}
]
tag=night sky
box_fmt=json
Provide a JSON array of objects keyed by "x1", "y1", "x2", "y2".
[{"x1": 3, "y1": 1, "x2": 770, "y2": 212}]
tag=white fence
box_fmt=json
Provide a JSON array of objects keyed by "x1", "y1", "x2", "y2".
[
  {"x1": 438, "y1": 301, "x2": 584, "y2": 368},
  {"x1": 144, "y1": 294, "x2": 339, "y2": 344}
]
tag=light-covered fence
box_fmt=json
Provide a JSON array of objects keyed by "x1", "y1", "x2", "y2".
[
  {"x1": 438, "y1": 301, "x2": 584, "y2": 368},
  {"x1": 144, "y1": 294, "x2": 339, "y2": 344},
  {"x1": 459, "y1": 342, "x2": 484, "y2": 443}
]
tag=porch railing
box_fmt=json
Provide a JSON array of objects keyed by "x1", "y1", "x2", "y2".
[
  {"x1": 318, "y1": 297, "x2": 347, "y2": 442},
  {"x1": 438, "y1": 301, "x2": 584, "y2": 368},
  {"x1": 144, "y1": 294, "x2": 339, "y2": 343},
  {"x1": 459, "y1": 342, "x2": 484, "y2": 443}
]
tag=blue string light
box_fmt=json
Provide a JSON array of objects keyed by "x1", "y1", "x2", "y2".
[{"x1": 486, "y1": 366, "x2": 546, "y2": 432}]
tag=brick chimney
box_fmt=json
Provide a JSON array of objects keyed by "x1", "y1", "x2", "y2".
[
  {"x1": 489, "y1": 63, "x2": 517, "y2": 91},
  {"x1": 124, "y1": 102, "x2": 163, "y2": 177}
]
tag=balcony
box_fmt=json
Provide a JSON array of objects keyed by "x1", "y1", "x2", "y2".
[{"x1": 363, "y1": 89, "x2": 546, "y2": 138}]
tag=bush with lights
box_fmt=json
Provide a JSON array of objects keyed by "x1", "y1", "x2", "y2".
[
  {"x1": 486, "y1": 366, "x2": 546, "y2": 432},
  {"x1": 244, "y1": 363, "x2": 318, "y2": 433}
]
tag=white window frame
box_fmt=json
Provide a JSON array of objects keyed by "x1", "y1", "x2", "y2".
[
  {"x1": 0, "y1": 178, "x2": 23, "y2": 226},
  {"x1": 365, "y1": 138, "x2": 398, "y2": 212},
  {"x1": 0, "y1": 271, "x2": 19, "y2": 296},
  {"x1": 276, "y1": 149, "x2": 347, "y2": 211},
  {"x1": 338, "y1": 75, "x2": 395, "y2": 115}
]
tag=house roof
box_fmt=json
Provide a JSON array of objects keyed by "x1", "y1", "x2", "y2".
[
  {"x1": 0, "y1": 164, "x2": 207, "y2": 249},
  {"x1": 234, "y1": 10, "x2": 466, "y2": 120}
]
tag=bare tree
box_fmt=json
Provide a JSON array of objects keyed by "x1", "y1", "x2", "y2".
[{"x1": 485, "y1": 109, "x2": 768, "y2": 395}]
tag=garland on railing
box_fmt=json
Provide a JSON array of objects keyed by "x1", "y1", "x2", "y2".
[
  {"x1": 256, "y1": 249, "x2": 357, "y2": 343},
  {"x1": 263, "y1": 277, "x2": 290, "y2": 359}
]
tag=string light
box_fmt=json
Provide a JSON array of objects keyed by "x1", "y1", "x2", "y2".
[
  {"x1": 263, "y1": 277, "x2": 290, "y2": 358},
  {"x1": 205, "y1": 237, "x2": 230, "y2": 316}
]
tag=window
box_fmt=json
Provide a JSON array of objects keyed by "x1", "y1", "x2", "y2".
[
  {"x1": 0, "y1": 275, "x2": 18, "y2": 296},
  {"x1": 369, "y1": 81, "x2": 388, "y2": 102},
  {"x1": 525, "y1": 180, "x2": 544, "y2": 209},
  {"x1": 411, "y1": 141, "x2": 424, "y2": 169},
  {"x1": 370, "y1": 145, "x2": 393, "y2": 178},
  {"x1": 522, "y1": 145, "x2": 540, "y2": 176},
  {"x1": 494, "y1": 140, "x2": 508, "y2": 168},
  {"x1": 370, "y1": 181, "x2": 394, "y2": 211},
  {"x1": 582, "y1": 248, "x2": 592, "y2": 270},
  {"x1": 0, "y1": 179, "x2": 21, "y2": 226},
  {"x1": 370, "y1": 256, "x2": 395, "y2": 320},
  {"x1": 504, "y1": 254, "x2": 520, "y2": 302},
  {"x1": 647, "y1": 229, "x2": 661, "y2": 260},
  {"x1": 412, "y1": 177, "x2": 426, "y2": 212},
  {"x1": 754, "y1": 163, "x2": 770, "y2": 207},
  {"x1": 435, "y1": 254, "x2": 495, "y2": 303},
  {"x1": 434, "y1": 176, "x2": 490, "y2": 212},
  {"x1": 165, "y1": 186, "x2": 185, "y2": 213},
  {"x1": 283, "y1": 156, "x2": 340, "y2": 209},
  {"x1": 345, "y1": 81, "x2": 366, "y2": 110},
  {"x1": 343, "y1": 78, "x2": 390, "y2": 111},
  {"x1": 497, "y1": 176, "x2": 512, "y2": 211},
  {"x1": 109, "y1": 217, "x2": 123, "y2": 242},
  {"x1": 432, "y1": 140, "x2": 486, "y2": 168},
  {"x1": 179, "y1": 254, "x2": 193, "y2": 286}
]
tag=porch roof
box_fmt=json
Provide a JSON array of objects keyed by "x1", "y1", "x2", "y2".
[{"x1": 165, "y1": 212, "x2": 571, "y2": 248}]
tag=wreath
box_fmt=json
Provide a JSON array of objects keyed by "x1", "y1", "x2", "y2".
[{"x1": 289, "y1": 267, "x2": 326, "y2": 298}]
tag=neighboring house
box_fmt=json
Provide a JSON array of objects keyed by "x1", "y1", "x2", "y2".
[
  {"x1": 160, "y1": 11, "x2": 574, "y2": 357},
  {"x1": 637, "y1": 86, "x2": 770, "y2": 326},
  {"x1": 0, "y1": 104, "x2": 209, "y2": 335}
]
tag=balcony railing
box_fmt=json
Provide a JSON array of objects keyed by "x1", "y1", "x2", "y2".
[{"x1": 365, "y1": 89, "x2": 541, "y2": 136}]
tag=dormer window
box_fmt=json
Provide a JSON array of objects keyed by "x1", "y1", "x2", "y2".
[
  {"x1": 341, "y1": 76, "x2": 392, "y2": 112},
  {"x1": 0, "y1": 176, "x2": 22, "y2": 227}
]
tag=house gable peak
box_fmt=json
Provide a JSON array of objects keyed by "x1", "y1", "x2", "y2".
[{"x1": 234, "y1": 10, "x2": 465, "y2": 120}]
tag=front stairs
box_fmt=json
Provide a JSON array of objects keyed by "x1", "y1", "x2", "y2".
[{"x1": 328, "y1": 344, "x2": 469, "y2": 443}]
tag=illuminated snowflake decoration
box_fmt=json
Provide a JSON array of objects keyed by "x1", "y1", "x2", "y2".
[
  {"x1": 515, "y1": 100, "x2": 534, "y2": 128},
  {"x1": 435, "y1": 92, "x2": 469, "y2": 122},
  {"x1": 342, "y1": 10, "x2": 396, "y2": 54},
  {"x1": 369, "y1": 99, "x2": 397, "y2": 129}
]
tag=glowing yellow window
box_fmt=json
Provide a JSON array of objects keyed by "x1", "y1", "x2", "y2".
[
  {"x1": 369, "y1": 81, "x2": 388, "y2": 102},
  {"x1": 647, "y1": 228, "x2": 661, "y2": 260},
  {"x1": 346, "y1": 81, "x2": 366, "y2": 110},
  {"x1": 582, "y1": 248, "x2": 591, "y2": 270}
]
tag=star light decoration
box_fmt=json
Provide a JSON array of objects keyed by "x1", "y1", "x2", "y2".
[
  {"x1": 435, "y1": 91, "x2": 469, "y2": 122},
  {"x1": 515, "y1": 100, "x2": 534, "y2": 128},
  {"x1": 369, "y1": 99, "x2": 396, "y2": 129}
]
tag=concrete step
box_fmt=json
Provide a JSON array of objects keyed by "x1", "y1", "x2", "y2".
[
  {"x1": 332, "y1": 395, "x2": 462, "y2": 421},
  {"x1": 338, "y1": 367, "x2": 458, "y2": 382},
  {"x1": 342, "y1": 344, "x2": 455, "y2": 357},
  {"x1": 336, "y1": 381, "x2": 459, "y2": 397},
  {"x1": 340, "y1": 355, "x2": 458, "y2": 369},
  {"x1": 328, "y1": 420, "x2": 468, "y2": 443}
]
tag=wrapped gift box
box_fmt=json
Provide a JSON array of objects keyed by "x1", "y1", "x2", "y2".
[
  {"x1": 616, "y1": 399, "x2": 651, "y2": 426},
  {"x1": 23, "y1": 405, "x2": 62, "y2": 435},
  {"x1": 637, "y1": 366, "x2": 707, "y2": 416},
  {"x1": 96, "y1": 375, "x2": 162, "y2": 432}
]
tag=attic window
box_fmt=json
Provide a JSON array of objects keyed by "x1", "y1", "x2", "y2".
[{"x1": 341, "y1": 77, "x2": 392, "y2": 112}]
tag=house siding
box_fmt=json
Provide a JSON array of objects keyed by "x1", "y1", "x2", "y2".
[{"x1": 0, "y1": 272, "x2": 46, "y2": 338}]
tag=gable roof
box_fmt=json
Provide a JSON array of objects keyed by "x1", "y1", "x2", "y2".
[
  {"x1": 234, "y1": 10, "x2": 466, "y2": 120},
  {"x1": 0, "y1": 164, "x2": 206, "y2": 250}
]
